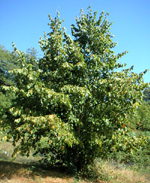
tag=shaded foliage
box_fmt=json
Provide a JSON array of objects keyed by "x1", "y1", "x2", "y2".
[
  {"x1": 0, "y1": 44, "x2": 20, "y2": 86},
  {"x1": 143, "y1": 87, "x2": 150, "y2": 104},
  {"x1": 0, "y1": 45, "x2": 19, "y2": 118},
  {"x1": 128, "y1": 101, "x2": 150, "y2": 131}
]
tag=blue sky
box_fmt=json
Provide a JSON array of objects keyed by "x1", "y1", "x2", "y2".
[{"x1": 0, "y1": 0, "x2": 150, "y2": 83}]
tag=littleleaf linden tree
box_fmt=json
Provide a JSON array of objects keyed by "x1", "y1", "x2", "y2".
[{"x1": 1, "y1": 8, "x2": 148, "y2": 173}]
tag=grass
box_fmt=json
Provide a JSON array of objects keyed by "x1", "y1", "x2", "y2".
[
  {"x1": 95, "y1": 159, "x2": 150, "y2": 183},
  {"x1": 0, "y1": 138, "x2": 150, "y2": 183}
]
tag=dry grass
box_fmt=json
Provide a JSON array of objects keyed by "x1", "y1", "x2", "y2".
[
  {"x1": 0, "y1": 139, "x2": 149, "y2": 183},
  {"x1": 95, "y1": 160, "x2": 150, "y2": 183}
]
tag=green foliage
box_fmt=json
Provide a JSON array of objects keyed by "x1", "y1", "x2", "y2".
[
  {"x1": 0, "y1": 45, "x2": 19, "y2": 118},
  {"x1": 143, "y1": 87, "x2": 150, "y2": 104},
  {"x1": 0, "y1": 45, "x2": 39, "y2": 119},
  {"x1": 25, "y1": 47, "x2": 39, "y2": 70},
  {"x1": 108, "y1": 131, "x2": 150, "y2": 170},
  {"x1": 127, "y1": 101, "x2": 150, "y2": 131},
  {"x1": 0, "y1": 8, "x2": 149, "y2": 174},
  {"x1": 0, "y1": 45, "x2": 20, "y2": 86}
]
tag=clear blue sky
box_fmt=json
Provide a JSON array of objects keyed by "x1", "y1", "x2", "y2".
[{"x1": 0, "y1": 0, "x2": 150, "y2": 83}]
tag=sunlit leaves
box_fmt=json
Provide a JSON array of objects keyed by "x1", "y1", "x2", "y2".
[{"x1": 1, "y1": 7, "x2": 149, "y2": 173}]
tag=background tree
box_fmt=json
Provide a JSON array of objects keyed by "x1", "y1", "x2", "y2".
[
  {"x1": 127, "y1": 101, "x2": 150, "y2": 131},
  {"x1": 1, "y1": 8, "x2": 149, "y2": 174},
  {"x1": 25, "y1": 47, "x2": 39, "y2": 70},
  {"x1": 0, "y1": 45, "x2": 39, "y2": 122},
  {"x1": 0, "y1": 45, "x2": 19, "y2": 119},
  {"x1": 143, "y1": 87, "x2": 150, "y2": 104},
  {"x1": 0, "y1": 45, "x2": 19, "y2": 86},
  {"x1": 26, "y1": 47, "x2": 38, "y2": 59}
]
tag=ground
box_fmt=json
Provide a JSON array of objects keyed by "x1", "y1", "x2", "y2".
[{"x1": 0, "y1": 138, "x2": 149, "y2": 183}]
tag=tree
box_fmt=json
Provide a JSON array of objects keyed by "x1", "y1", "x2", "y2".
[
  {"x1": 127, "y1": 101, "x2": 150, "y2": 131},
  {"x1": 143, "y1": 87, "x2": 150, "y2": 104},
  {"x1": 0, "y1": 45, "x2": 19, "y2": 86},
  {"x1": 25, "y1": 47, "x2": 39, "y2": 70},
  {"x1": 0, "y1": 45, "x2": 20, "y2": 119},
  {"x1": 1, "y1": 8, "x2": 149, "y2": 174},
  {"x1": 0, "y1": 45, "x2": 39, "y2": 119},
  {"x1": 26, "y1": 47, "x2": 38, "y2": 59},
  {"x1": 127, "y1": 87, "x2": 150, "y2": 131}
]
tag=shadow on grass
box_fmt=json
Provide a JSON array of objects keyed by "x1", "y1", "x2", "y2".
[
  {"x1": 0, "y1": 159, "x2": 70, "y2": 182},
  {"x1": 0, "y1": 140, "x2": 73, "y2": 182}
]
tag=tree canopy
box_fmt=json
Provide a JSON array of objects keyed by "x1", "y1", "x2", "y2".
[
  {"x1": 143, "y1": 87, "x2": 150, "y2": 104},
  {"x1": 0, "y1": 45, "x2": 19, "y2": 86},
  {"x1": 0, "y1": 45, "x2": 19, "y2": 118},
  {"x1": 0, "y1": 8, "x2": 149, "y2": 174},
  {"x1": 0, "y1": 45, "x2": 39, "y2": 120}
]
